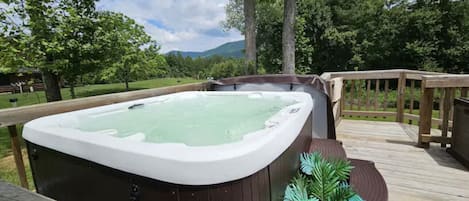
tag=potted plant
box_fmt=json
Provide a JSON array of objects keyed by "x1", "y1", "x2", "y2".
[{"x1": 284, "y1": 152, "x2": 363, "y2": 201}]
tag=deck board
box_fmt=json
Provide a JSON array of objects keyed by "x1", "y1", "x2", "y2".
[{"x1": 337, "y1": 120, "x2": 469, "y2": 201}]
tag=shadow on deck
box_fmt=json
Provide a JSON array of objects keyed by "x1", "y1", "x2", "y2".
[{"x1": 337, "y1": 119, "x2": 469, "y2": 201}]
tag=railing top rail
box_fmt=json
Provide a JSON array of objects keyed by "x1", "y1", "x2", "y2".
[
  {"x1": 422, "y1": 74, "x2": 469, "y2": 88},
  {"x1": 325, "y1": 69, "x2": 405, "y2": 80},
  {"x1": 0, "y1": 82, "x2": 210, "y2": 128},
  {"x1": 323, "y1": 69, "x2": 447, "y2": 80}
]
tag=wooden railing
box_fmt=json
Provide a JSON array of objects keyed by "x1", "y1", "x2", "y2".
[
  {"x1": 418, "y1": 75, "x2": 469, "y2": 148},
  {"x1": 322, "y1": 69, "x2": 469, "y2": 148},
  {"x1": 0, "y1": 82, "x2": 211, "y2": 189}
]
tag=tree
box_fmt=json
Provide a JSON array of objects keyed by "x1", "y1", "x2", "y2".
[
  {"x1": 209, "y1": 59, "x2": 244, "y2": 78},
  {"x1": 0, "y1": 1, "x2": 29, "y2": 73},
  {"x1": 57, "y1": 0, "x2": 102, "y2": 98},
  {"x1": 244, "y1": 0, "x2": 257, "y2": 74},
  {"x1": 224, "y1": 0, "x2": 257, "y2": 75},
  {"x1": 282, "y1": 0, "x2": 296, "y2": 74},
  {"x1": 225, "y1": 0, "x2": 469, "y2": 74},
  {"x1": 24, "y1": 0, "x2": 64, "y2": 102},
  {"x1": 97, "y1": 12, "x2": 163, "y2": 91}
]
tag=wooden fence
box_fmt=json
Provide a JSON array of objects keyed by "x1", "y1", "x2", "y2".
[
  {"x1": 418, "y1": 75, "x2": 469, "y2": 148},
  {"x1": 322, "y1": 69, "x2": 469, "y2": 148}
]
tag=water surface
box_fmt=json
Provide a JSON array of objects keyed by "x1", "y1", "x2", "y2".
[{"x1": 76, "y1": 94, "x2": 296, "y2": 146}]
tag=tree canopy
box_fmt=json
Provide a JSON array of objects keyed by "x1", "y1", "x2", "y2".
[
  {"x1": 0, "y1": 0, "x2": 167, "y2": 100},
  {"x1": 225, "y1": 0, "x2": 469, "y2": 74}
]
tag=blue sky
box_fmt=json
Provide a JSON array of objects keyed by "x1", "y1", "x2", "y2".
[{"x1": 96, "y1": 0, "x2": 244, "y2": 53}]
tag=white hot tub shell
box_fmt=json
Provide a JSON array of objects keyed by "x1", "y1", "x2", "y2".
[{"x1": 24, "y1": 91, "x2": 313, "y2": 186}]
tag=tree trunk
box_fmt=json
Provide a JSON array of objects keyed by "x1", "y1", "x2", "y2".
[
  {"x1": 244, "y1": 0, "x2": 256, "y2": 75},
  {"x1": 282, "y1": 0, "x2": 296, "y2": 74},
  {"x1": 70, "y1": 81, "x2": 76, "y2": 99},
  {"x1": 125, "y1": 79, "x2": 129, "y2": 91},
  {"x1": 42, "y1": 70, "x2": 62, "y2": 102}
]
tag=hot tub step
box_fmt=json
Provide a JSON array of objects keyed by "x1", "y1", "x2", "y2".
[
  {"x1": 308, "y1": 139, "x2": 346, "y2": 160},
  {"x1": 349, "y1": 158, "x2": 388, "y2": 201}
]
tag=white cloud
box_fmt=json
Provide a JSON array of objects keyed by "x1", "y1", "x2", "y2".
[{"x1": 96, "y1": 0, "x2": 243, "y2": 53}]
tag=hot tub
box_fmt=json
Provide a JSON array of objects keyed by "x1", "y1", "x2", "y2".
[{"x1": 24, "y1": 91, "x2": 313, "y2": 201}]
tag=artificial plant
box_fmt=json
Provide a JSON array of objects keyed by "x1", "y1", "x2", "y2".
[{"x1": 284, "y1": 152, "x2": 363, "y2": 201}]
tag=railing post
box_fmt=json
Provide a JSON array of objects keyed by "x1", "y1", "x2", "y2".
[
  {"x1": 7, "y1": 125, "x2": 29, "y2": 189},
  {"x1": 396, "y1": 72, "x2": 406, "y2": 122},
  {"x1": 418, "y1": 81, "x2": 434, "y2": 148},
  {"x1": 441, "y1": 88, "x2": 453, "y2": 148},
  {"x1": 340, "y1": 80, "x2": 345, "y2": 117}
]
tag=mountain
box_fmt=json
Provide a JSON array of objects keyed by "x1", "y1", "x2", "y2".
[{"x1": 168, "y1": 40, "x2": 244, "y2": 58}]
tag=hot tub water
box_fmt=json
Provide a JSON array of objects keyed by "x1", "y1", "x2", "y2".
[{"x1": 75, "y1": 94, "x2": 297, "y2": 146}]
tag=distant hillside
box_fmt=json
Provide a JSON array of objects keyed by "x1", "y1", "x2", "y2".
[{"x1": 168, "y1": 40, "x2": 244, "y2": 58}]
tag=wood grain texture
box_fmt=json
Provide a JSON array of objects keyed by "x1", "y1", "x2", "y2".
[
  {"x1": 0, "y1": 181, "x2": 53, "y2": 201},
  {"x1": 342, "y1": 110, "x2": 396, "y2": 117},
  {"x1": 396, "y1": 73, "x2": 406, "y2": 122},
  {"x1": 337, "y1": 120, "x2": 469, "y2": 201},
  {"x1": 327, "y1": 69, "x2": 443, "y2": 80},
  {"x1": 409, "y1": 80, "x2": 415, "y2": 114},
  {"x1": 366, "y1": 80, "x2": 371, "y2": 110},
  {"x1": 8, "y1": 125, "x2": 28, "y2": 189},
  {"x1": 423, "y1": 75, "x2": 469, "y2": 88},
  {"x1": 418, "y1": 87, "x2": 434, "y2": 147},
  {"x1": 441, "y1": 88, "x2": 453, "y2": 147},
  {"x1": 374, "y1": 80, "x2": 380, "y2": 111},
  {"x1": 350, "y1": 80, "x2": 355, "y2": 110},
  {"x1": 384, "y1": 80, "x2": 389, "y2": 111}
]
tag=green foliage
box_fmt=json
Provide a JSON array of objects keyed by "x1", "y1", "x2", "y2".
[
  {"x1": 284, "y1": 175, "x2": 319, "y2": 201},
  {"x1": 165, "y1": 53, "x2": 242, "y2": 79},
  {"x1": 0, "y1": 0, "x2": 167, "y2": 97},
  {"x1": 284, "y1": 152, "x2": 361, "y2": 201},
  {"x1": 94, "y1": 12, "x2": 167, "y2": 90},
  {"x1": 329, "y1": 159, "x2": 353, "y2": 181},
  {"x1": 300, "y1": 152, "x2": 321, "y2": 175},
  {"x1": 0, "y1": 1, "x2": 31, "y2": 72},
  {"x1": 224, "y1": 0, "x2": 469, "y2": 74},
  {"x1": 222, "y1": 0, "x2": 245, "y2": 32},
  {"x1": 210, "y1": 59, "x2": 244, "y2": 78}
]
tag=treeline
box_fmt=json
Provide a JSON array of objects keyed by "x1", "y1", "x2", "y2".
[
  {"x1": 164, "y1": 53, "x2": 246, "y2": 79},
  {"x1": 0, "y1": 0, "x2": 167, "y2": 101},
  {"x1": 226, "y1": 0, "x2": 469, "y2": 74}
]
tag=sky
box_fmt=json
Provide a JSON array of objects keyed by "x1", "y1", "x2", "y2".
[{"x1": 96, "y1": 0, "x2": 244, "y2": 53}]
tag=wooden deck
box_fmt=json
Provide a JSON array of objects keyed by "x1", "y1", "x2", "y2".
[{"x1": 337, "y1": 120, "x2": 469, "y2": 201}]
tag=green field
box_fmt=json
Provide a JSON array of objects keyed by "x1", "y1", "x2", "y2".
[{"x1": 0, "y1": 78, "x2": 200, "y2": 187}]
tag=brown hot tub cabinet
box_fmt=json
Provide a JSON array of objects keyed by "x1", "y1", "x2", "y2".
[{"x1": 26, "y1": 114, "x2": 312, "y2": 201}]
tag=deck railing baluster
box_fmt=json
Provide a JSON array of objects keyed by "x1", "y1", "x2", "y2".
[
  {"x1": 383, "y1": 80, "x2": 389, "y2": 112},
  {"x1": 374, "y1": 79, "x2": 380, "y2": 111},
  {"x1": 350, "y1": 80, "x2": 355, "y2": 111},
  {"x1": 441, "y1": 88, "x2": 453, "y2": 148},
  {"x1": 7, "y1": 125, "x2": 28, "y2": 189},
  {"x1": 366, "y1": 80, "x2": 371, "y2": 111},
  {"x1": 409, "y1": 80, "x2": 415, "y2": 124}
]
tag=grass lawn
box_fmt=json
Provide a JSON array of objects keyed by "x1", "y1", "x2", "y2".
[
  {"x1": 0, "y1": 77, "x2": 200, "y2": 187},
  {"x1": 343, "y1": 104, "x2": 443, "y2": 129}
]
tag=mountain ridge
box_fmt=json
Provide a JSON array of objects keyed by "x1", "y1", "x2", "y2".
[{"x1": 167, "y1": 40, "x2": 244, "y2": 58}]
